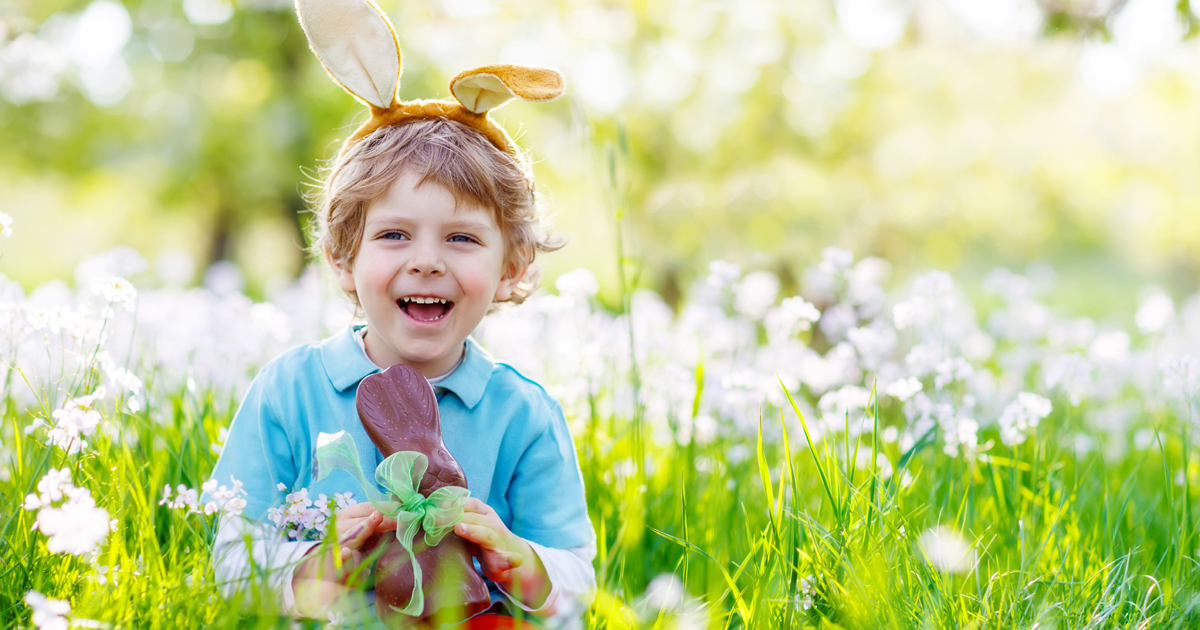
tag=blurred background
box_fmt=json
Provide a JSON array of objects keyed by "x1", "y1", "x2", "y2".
[{"x1": 2, "y1": 0, "x2": 1200, "y2": 316}]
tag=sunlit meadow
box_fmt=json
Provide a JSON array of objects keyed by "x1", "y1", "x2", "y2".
[
  {"x1": 1, "y1": 234, "x2": 1199, "y2": 628},
  {"x1": 6, "y1": 0, "x2": 1200, "y2": 628}
]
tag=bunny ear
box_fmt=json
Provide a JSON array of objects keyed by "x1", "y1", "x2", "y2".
[
  {"x1": 450, "y1": 64, "x2": 565, "y2": 114},
  {"x1": 295, "y1": 0, "x2": 401, "y2": 109}
]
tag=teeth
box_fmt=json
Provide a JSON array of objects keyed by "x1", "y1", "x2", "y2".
[{"x1": 402, "y1": 297, "x2": 448, "y2": 305}]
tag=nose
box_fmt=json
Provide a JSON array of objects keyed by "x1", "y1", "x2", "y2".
[{"x1": 406, "y1": 236, "x2": 445, "y2": 277}]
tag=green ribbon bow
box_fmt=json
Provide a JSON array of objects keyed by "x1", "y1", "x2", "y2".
[{"x1": 314, "y1": 431, "x2": 471, "y2": 616}]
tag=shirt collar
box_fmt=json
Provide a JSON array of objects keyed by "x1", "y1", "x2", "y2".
[
  {"x1": 437, "y1": 337, "x2": 494, "y2": 409},
  {"x1": 320, "y1": 326, "x2": 495, "y2": 408},
  {"x1": 320, "y1": 325, "x2": 381, "y2": 392}
]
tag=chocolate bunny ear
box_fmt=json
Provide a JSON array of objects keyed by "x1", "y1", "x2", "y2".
[
  {"x1": 357, "y1": 365, "x2": 442, "y2": 457},
  {"x1": 450, "y1": 64, "x2": 565, "y2": 114},
  {"x1": 295, "y1": 0, "x2": 401, "y2": 109}
]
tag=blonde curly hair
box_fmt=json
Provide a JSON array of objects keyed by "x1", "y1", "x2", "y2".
[{"x1": 311, "y1": 117, "x2": 563, "y2": 306}]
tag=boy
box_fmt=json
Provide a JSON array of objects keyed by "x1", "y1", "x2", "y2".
[{"x1": 208, "y1": 116, "x2": 595, "y2": 626}]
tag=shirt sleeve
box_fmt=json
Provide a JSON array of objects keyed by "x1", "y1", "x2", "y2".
[
  {"x1": 206, "y1": 368, "x2": 316, "y2": 613},
  {"x1": 496, "y1": 541, "x2": 596, "y2": 628},
  {"x1": 209, "y1": 370, "x2": 295, "y2": 522},
  {"x1": 211, "y1": 513, "x2": 320, "y2": 614},
  {"x1": 505, "y1": 399, "x2": 595, "y2": 550}
]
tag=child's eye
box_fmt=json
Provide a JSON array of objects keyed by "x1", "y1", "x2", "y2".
[
  {"x1": 448, "y1": 234, "x2": 478, "y2": 244},
  {"x1": 381, "y1": 231, "x2": 408, "y2": 240}
]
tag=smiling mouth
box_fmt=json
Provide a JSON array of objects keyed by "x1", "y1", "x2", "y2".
[{"x1": 398, "y1": 296, "x2": 454, "y2": 322}]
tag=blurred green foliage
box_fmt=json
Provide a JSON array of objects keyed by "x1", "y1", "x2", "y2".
[{"x1": 3, "y1": 0, "x2": 1200, "y2": 308}]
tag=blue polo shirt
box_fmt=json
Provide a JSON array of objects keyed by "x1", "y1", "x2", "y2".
[{"x1": 210, "y1": 325, "x2": 594, "y2": 551}]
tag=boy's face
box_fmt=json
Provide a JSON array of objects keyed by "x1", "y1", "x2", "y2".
[{"x1": 331, "y1": 170, "x2": 522, "y2": 377}]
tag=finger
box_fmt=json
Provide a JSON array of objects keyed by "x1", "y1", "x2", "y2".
[
  {"x1": 458, "y1": 513, "x2": 493, "y2": 529},
  {"x1": 377, "y1": 515, "x2": 397, "y2": 532},
  {"x1": 337, "y1": 548, "x2": 366, "y2": 581},
  {"x1": 339, "y1": 515, "x2": 379, "y2": 550},
  {"x1": 462, "y1": 498, "x2": 490, "y2": 514},
  {"x1": 490, "y1": 568, "x2": 513, "y2": 583},
  {"x1": 456, "y1": 522, "x2": 500, "y2": 549},
  {"x1": 488, "y1": 551, "x2": 520, "y2": 572},
  {"x1": 334, "y1": 509, "x2": 378, "y2": 539},
  {"x1": 350, "y1": 520, "x2": 380, "y2": 549},
  {"x1": 460, "y1": 511, "x2": 516, "y2": 542},
  {"x1": 337, "y1": 502, "x2": 378, "y2": 519},
  {"x1": 481, "y1": 555, "x2": 516, "y2": 577}
]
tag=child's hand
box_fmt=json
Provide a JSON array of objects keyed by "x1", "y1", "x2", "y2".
[
  {"x1": 292, "y1": 502, "x2": 396, "y2": 617},
  {"x1": 454, "y1": 498, "x2": 551, "y2": 607}
]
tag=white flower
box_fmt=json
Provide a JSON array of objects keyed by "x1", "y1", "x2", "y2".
[
  {"x1": 941, "y1": 417, "x2": 979, "y2": 458},
  {"x1": 819, "y1": 246, "x2": 854, "y2": 273},
  {"x1": 554, "y1": 268, "x2": 600, "y2": 299},
  {"x1": 818, "y1": 385, "x2": 872, "y2": 416},
  {"x1": 286, "y1": 488, "x2": 312, "y2": 508},
  {"x1": 1135, "y1": 291, "x2": 1174, "y2": 334},
  {"x1": 885, "y1": 377, "x2": 922, "y2": 402},
  {"x1": 998, "y1": 392, "x2": 1053, "y2": 446},
  {"x1": 706, "y1": 260, "x2": 741, "y2": 288},
  {"x1": 325, "y1": 611, "x2": 347, "y2": 630},
  {"x1": 733, "y1": 271, "x2": 780, "y2": 320},
  {"x1": 106, "y1": 366, "x2": 143, "y2": 395},
  {"x1": 1043, "y1": 353, "x2": 1093, "y2": 407},
  {"x1": 846, "y1": 325, "x2": 896, "y2": 365},
  {"x1": 796, "y1": 574, "x2": 816, "y2": 610},
  {"x1": 42, "y1": 391, "x2": 106, "y2": 454},
  {"x1": 24, "y1": 591, "x2": 70, "y2": 630},
  {"x1": 0, "y1": 212, "x2": 13, "y2": 238},
  {"x1": 692, "y1": 415, "x2": 718, "y2": 445},
  {"x1": 638, "y1": 573, "x2": 686, "y2": 612},
  {"x1": 210, "y1": 426, "x2": 229, "y2": 454},
  {"x1": 167, "y1": 485, "x2": 200, "y2": 512},
  {"x1": 92, "y1": 277, "x2": 137, "y2": 312},
  {"x1": 894, "y1": 271, "x2": 957, "y2": 331},
  {"x1": 1088, "y1": 330, "x2": 1130, "y2": 364},
  {"x1": 1162, "y1": 355, "x2": 1200, "y2": 397},
  {"x1": 164, "y1": 476, "x2": 248, "y2": 518},
  {"x1": 34, "y1": 485, "x2": 111, "y2": 557},
  {"x1": 270, "y1": 486, "x2": 339, "y2": 540},
  {"x1": 934, "y1": 357, "x2": 973, "y2": 390},
  {"x1": 24, "y1": 492, "x2": 45, "y2": 511},
  {"x1": 818, "y1": 303, "x2": 857, "y2": 344},
  {"x1": 982, "y1": 268, "x2": 1032, "y2": 303},
  {"x1": 276, "y1": 482, "x2": 288, "y2": 492},
  {"x1": 25, "y1": 468, "x2": 74, "y2": 510},
  {"x1": 764, "y1": 296, "x2": 821, "y2": 343},
  {"x1": 919, "y1": 526, "x2": 975, "y2": 573},
  {"x1": 333, "y1": 492, "x2": 356, "y2": 510}
]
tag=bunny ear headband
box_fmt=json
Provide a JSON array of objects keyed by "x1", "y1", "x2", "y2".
[{"x1": 294, "y1": 0, "x2": 565, "y2": 157}]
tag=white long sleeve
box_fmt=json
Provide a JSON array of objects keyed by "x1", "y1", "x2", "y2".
[
  {"x1": 213, "y1": 515, "x2": 596, "y2": 625},
  {"x1": 211, "y1": 514, "x2": 320, "y2": 614},
  {"x1": 497, "y1": 540, "x2": 597, "y2": 629}
]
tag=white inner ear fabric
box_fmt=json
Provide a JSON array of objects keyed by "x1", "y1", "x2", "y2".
[
  {"x1": 297, "y1": 0, "x2": 400, "y2": 109},
  {"x1": 452, "y1": 74, "x2": 514, "y2": 113}
]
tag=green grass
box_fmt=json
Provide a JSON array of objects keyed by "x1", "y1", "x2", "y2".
[{"x1": 2, "y1": 362, "x2": 1197, "y2": 629}]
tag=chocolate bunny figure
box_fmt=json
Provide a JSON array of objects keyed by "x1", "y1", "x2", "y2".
[{"x1": 357, "y1": 364, "x2": 491, "y2": 625}]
